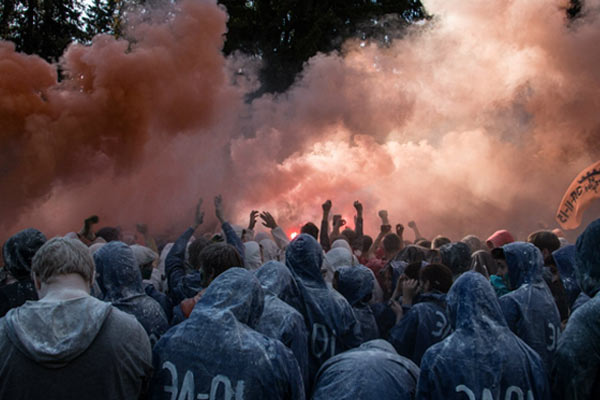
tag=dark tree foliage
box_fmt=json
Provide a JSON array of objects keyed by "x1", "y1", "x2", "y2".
[
  {"x1": 567, "y1": 0, "x2": 582, "y2": 19},
  {"x1": 218, "y1": 0, "x2": 428, "y2": 95},
  {"x1": 83, "y1": 0, "x2": 124, "y2": 40},
  {"x1": 0, "y1": 0, "x2": 86, "y2": 61}
]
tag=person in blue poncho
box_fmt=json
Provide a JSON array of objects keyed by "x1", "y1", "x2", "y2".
[
  {"x1": 416, "y1": 271, "x2": 550, "y2": 400},
  {"x1": 150, "y1": 268, "x2": 305, "y2": 400},
  {"x1": 551, "y1": 218, "x2": 600, "y2": 399},
  {"x1": 94, "y1": 241, "x2": 169, "y2": 346},
  {"x1": 254, "y1": 261, "x2": 309, "y2": 388},
  {"x1": 388, "y1": 263, "x2": 453, "y2": 366},
  {"x1": 312, "y1": 339, "x2": 419, "y2": 400},
  {"x1": 498, "y1": 242, "x2": 561, "y2": 372},
  {"x1": 285, "y1": 234, "x2": 362, "y2": 391},
  {"x1": 334, "y1": 265, "x2": 380, "y2": 341}
]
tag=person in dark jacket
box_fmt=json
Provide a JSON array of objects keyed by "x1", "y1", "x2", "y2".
[
  {"x1": 165, "y1": 196, "x2": 244, "y2": 308},
  {"x1": 312, "y1": 339, "x2": 420, "y2": 400},
  {"x1": 94, "y1": 241, "x2": 169, "y2": 345},
  {"x1": 416, "y1": 271, "x2": 550, "y2": 400},
  {"x1": 0, "y1": 237, "x2": 152, "y2": 399},
  {"x1": 150, "y1": 268, "x2": 305, "y2": 400},
  {"x1": 334, "y1": 265, "x2": 380, "y2": 341},
  {"x1": 0, "y1": 228, "x2": 46, "y2": 317},
  {"x1": 285, "y1": 234, "x2": 362, "y2": 391},
  {"x1": 498, "y1": 242, "x2": 561, "y2": 373},
  {"x1": 551, "y1": 218, "x2": 600, "y2": 399},
  {"x1": 439, "y1": 242, "x2": 471, "y2": 277},
  {"x1": 254, "y1": 261, "x2": 309, "y2": 387},
  {"x1": 551, "y1": 244, "x2": 581, "y2": 311},
  {"x1": 388, "y1": 263, "x2": 452, "y2": 366}
]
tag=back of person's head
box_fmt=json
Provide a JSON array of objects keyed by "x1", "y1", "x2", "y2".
[
  {"x1": 431, "y1": 235, "x2": 451, "y2": 249},
  {"x1": 188, "y1": 237, "x2": 210, "y2": 270},
  {"x1": 420, "y1": 263, "x2": 453, "y2": 293},
  {"x1": 199, "y1": 243, "x2": 243, "y2": 286},
  {"x1": 404, "y1": 262, "x2": 422, "y2": 281},
  {"x1": 383, "y1": 233, "x2": 402, "y2": 255},
  {"x1": 415, "y1": 239, "x2": 432, "y2": 248},
  {"x1": 301, "y1": 222, "x2": 319, "y2": 240},
  {"x1": 95, "y1": 226, "x2": 121, "y2": 242},
  {"x1": 341, "y1": 228, "x2": 358, "y2": 250},
  {"x1": 31, "y1": 237, "x2": 94, "y2": 284},
  {"x1": 3, "y1": 228, "x2": 47, "y2": 279},
  {"x1": 527, "y1": 230, "x2": 560, "y2": 253}
]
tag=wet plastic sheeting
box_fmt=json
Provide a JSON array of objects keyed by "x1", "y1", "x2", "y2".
[
  {"x1": 416, "y1": 271, "x2": 550, "y2": 400},
  {"x1": 336, "y1": 265, "x2": 380, "y2": 342},
  {"x1": 150, "y1": 268, "x2": 305, "y2": 400},
  {"x1": 94, "y1": 241, "x2": 169, "y2": 345},
  {"x1": 551, "y1": 219, "x2": 600, "y2": 399},
  {"x1": 255, "y1": 261, "x2": 309, "y2": 387},
  {"x1": 312, "y1": 339, "x2": 419, "y2": 400},
  {"x1": 388, "y1": 291, "x2": 450, "y2": 366},
  {"x1": 285, "y1": 234, "x2": 362, "y2": 390},
  {"x1": 499, "y1": 242, "x2": 561, "y2": 372}
]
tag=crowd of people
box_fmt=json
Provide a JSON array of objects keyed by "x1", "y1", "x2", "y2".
[{"x1": 0, "y1": 196, "x2": 598, "y2": 399}]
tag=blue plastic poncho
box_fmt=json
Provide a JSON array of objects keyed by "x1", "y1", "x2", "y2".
[
  {"x1": 255, "y1": 261, "x2": 309, "y2": 387},
  {"x1": 388, "y1": 291, "x2": 450, "y2": 366},
  {"x1": 499, "y1": 242, "x2": 561, "y2": 372},
  {"x1": 551, "y1": 219, "x2": 600, "y2": 399},
  {"x1": 312, "y1": 339, "x2": 419, "y2": 400},
  {"x1": 0, "y1": 228, "x2": 46, "y2": 317},
  {"x1": 94, "y1": 241, "x2": 169, "y2": 345},
  {"x1": 285, "y1": 234, "x2": 362, "y2": 390},
  {"x1": 336, "y1": 265, "x2": 380, "y2": 342},
  {"x1": 416, "y1": 271, "x2": 550, "y2": 400},
  {"x1": 439, "y1": 242, "x2": 471, "y2": 276},
  {"x1": 552, "y1": 244, "x2": 581, "y2": 310},
  {"x1": 150, "y1": 268, "x2": 304, "y2": 400}
]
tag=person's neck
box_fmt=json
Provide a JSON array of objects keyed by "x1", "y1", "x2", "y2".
[{"x1": 38, "y1": 274, "x2": 91, "y2": 302}]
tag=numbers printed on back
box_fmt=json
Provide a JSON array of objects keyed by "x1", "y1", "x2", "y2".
[
  {"x1": 311, "y1": 323, "x2": 336, "y2": 359},
  {"x1": 162, "y1": 361, "x2": 245, "y2": 400},
  {"x1": 455, "y1": 384, "x2": 534, "y2": 400}
]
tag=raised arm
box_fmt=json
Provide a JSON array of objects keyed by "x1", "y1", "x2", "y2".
[
  {"x1": 408, "y1": 220, "x2": 425, "y2": 242},
  {"x1": 165, "y1": 198, "x2": 204, "y2": 304},
  {"x1": 215, "y1": 195, "x2": 245, "y2": 261},
  {"x1": 354, "y1": 200, "x2": 364, "y2": 239},
  {"x1": 320, "y1": 200, "x2": 332, "y2": 252},
  {"x1": 366, "y1": 210, "x2": 391, "y2": 259},
  {"x1": 260, "y1": 211, "x2": 289, "y2": 250}
]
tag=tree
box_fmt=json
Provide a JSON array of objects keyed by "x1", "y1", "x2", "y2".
[
  {"x1": 83, "y1": 0, "x2": 124, "y2": 40},
  {"x1": 218, "y1": 0, "x2": 428, "y2": 96},
  {"x1": 0, "y1": 0, "x2": 86, "y2": 62}
]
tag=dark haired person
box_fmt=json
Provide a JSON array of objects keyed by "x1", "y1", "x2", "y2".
[
  {"x1": 416, "y1": 272, "x2": 549, "y2": 399},
  {"x1": 0, "y1": 228, "x2": 46, "y2": 317},
  {"x1": 0, "y1": 237, "x2": 152, "y2": 399},
  {"x1": 151, "y1": 268, "x2": 304, "y2": 400},
  {"x1": 551, "y1": 218, "x2": 600, "y2": 399},
  {"x1": 334, "y1": 265, "x2": 380, "y2": 342},
  {"x1": 388, "y1": 263, "x2": 453, "y2": 365},
  {"x1": 498, "y1": 242, "x2": 561, "y2": 373}
]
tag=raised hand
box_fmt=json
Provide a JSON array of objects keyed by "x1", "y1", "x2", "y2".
[
  {"x1": 248, "y1": 210, "x2": 259, "y2": 230},
  {"x1": 353, "y1": 200, "x2": 363, "y2": 215},
  {"x1": 322, "y1": 200, "x2": 332, "y2": 214},
  {"x1": 194, "y1": 198, "x2": 204, "y2": 228},
  {"x1": 214, "y1": 195, "x2": 224, "y2": 224},
  {"x1": 260, "y1": 211, "x2": 278, "y2": 229},
  {"x1": 396, "y1": 223, "x2": 404, "y2": 237}
]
